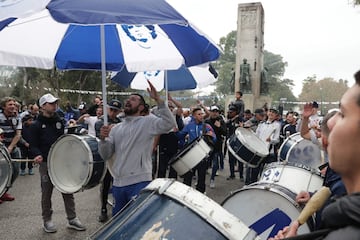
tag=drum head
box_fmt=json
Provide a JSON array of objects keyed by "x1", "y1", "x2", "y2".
[
  {"x1": 235, "y1": 128, "x2": 269, "y2": 157},
  {"x1": 0, "y1": 148, "x2": 12, "y2": 197},
  {"x1": 222, "y1": 183, "x2": 312, "y2": 239},
  {"x1": 48, "y1": 134, "x2": 94, "y2": 193},
  {"x1": 279, "y1": 133, "x2": 322, "y2": 169}
]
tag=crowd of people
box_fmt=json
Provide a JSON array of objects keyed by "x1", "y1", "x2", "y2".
[{"x1": 0, "y1": 71, "x2": 360, "y2": 238}]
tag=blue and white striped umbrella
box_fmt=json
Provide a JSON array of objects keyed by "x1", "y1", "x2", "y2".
[
  {"x1": 0, "y1": 0, "x2": 220, "y2": 123},
  {"x1": 111, "y1": 63, "x2": 218, "y2": 91}
]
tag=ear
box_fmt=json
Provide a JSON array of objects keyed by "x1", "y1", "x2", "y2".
[{"x1": 138, "y1": 104, "x2": 145, "y2": 112}]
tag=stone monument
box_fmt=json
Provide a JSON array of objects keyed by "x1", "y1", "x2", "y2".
[{"x1": 232, "y1": 2, "x2": 271, "y2": 111}]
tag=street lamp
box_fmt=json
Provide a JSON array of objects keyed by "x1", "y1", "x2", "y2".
[{"x1": 320, "y1": 87, "x2": 323, "y2": 116}]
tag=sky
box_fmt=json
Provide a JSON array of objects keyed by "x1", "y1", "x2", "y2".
[{"x1": 168, "y1": 0, "x2": 360, "y2": 97}]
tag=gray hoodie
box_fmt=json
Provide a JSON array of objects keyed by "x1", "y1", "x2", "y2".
[{"x1": 98, "y1": 102, "x2": 175, "y2": 187}]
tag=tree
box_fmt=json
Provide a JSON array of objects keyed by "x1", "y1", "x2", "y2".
[
  {"x1": 298, "y1": 76, "x2": 348, "y2": 113},
  {"x1": 213, "y1": 31, "x2": 296, "y2": 103}
]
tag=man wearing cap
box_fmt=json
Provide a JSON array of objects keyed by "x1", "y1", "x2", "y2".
[
  {"x1": 243, "y1": 108, "x2": 266, "y2": 132},
  {"x1": 29, "y1": 93, "x2": 86, "y2": 233},
  {"x1": 245, "y1": 106, "x2": 281, "y2": 185},
  {"x1": 225, "y1": 105, "x2": 243, "y2": 181},
  {"x1": 205, "y1": 106, "x2": 226, "y2": 188},
  {"x1": 19, "y1": 114, "x2": 34, "y2": 176},
  {"x1": 94, "y1": 99, "x2": 122, "y2": 223},
  {"x1": 98, "y1": 81, "x2": 175, "y2": 216},
  {"x1": 0, "y1": 97, "x2": 22, "y2": 203}
]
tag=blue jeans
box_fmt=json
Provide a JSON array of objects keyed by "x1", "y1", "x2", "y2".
[
  {"x1": 112, "y1": 181, "x2": 151, "y2": 216},
  {"x1": 210, "y1": 152, "x2": 220, "y2": 180}
]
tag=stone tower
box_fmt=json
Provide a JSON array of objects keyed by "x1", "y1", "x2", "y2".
[{"x1": 234, "y1": 2, "x2": 270, "y2": 110}]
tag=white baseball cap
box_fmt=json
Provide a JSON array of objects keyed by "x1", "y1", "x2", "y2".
[{"x1": 39, "y1": 93, "x2": 59, "y2": 107}]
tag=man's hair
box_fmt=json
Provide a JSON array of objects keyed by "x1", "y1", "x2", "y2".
[
  {"x1": 131, "y1": 93, "x2": 146, "y2": 106},
  {"x1": 192, "y1": 107, "x2": 202, "y2": 115},
  {"x1": 236, "y1": 91, "x2": 243, "y2": 97},
  {"x1": 354, "y1": 70, "x2": 360, "y2": 107},
  {"x1": 0, "y1": 97, "x2": 16, "y2": 108},
  {"x1": 321, "y1": 110, "x2": 338, "y2": 138}
]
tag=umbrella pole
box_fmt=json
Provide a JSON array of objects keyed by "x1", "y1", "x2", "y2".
[
  {"x1": 100, "y1": 25, "x2": 108, "y2": 125},
  {"x1": 165, "y1": 70, "x2": 168, "y2": 104}
]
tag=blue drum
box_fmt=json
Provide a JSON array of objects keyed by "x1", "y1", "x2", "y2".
[
  {"x1": 278, "y1": 133, "x2": 322, "y2": 170},
  {"x1": 0, "y1": 144, "x2": 12, "y2": 197},
  {"x1": 48, "y1": 134, "x2": 106, "y2": 194},
  {"x1": 89, "y1": 179, "x2": 258, "y2": 240},
  {"x1": 227, "y1": 128, "x2": 269, "y2": 168}
]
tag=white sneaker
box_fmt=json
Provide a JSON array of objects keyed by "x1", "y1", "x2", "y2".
[
  {"x1": 210, "y1": 180, "x2": 215, "y2": 188},
  {"x1": 43, "y1": 220, "x2": 57, "y2": 233},
  {"x1": 67, "y1": 217, "x2": 86, "y2": 231}
]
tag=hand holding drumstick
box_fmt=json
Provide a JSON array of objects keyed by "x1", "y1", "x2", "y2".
[{"x1": 269, "y1": 187, "x2": 331, "y2": 239}]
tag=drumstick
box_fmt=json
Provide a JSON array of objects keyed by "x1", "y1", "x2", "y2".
[
  {"x1": 297, "y1": 186, "x2": 331, "y2": 225},
  {"x1": 11, "y1": 159, "x2": 35, "y2": 162}
]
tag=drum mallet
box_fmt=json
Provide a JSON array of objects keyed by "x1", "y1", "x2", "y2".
[
  {"x1": 11, "y1": 159, "x2": 35, "y2": 162},
  {"x1": 297, "y1": 186, "x2": 331, "y2": 225}
]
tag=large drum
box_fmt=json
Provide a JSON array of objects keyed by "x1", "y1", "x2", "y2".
[
  {"x1": 0, "y1": 145, "x2": 12, "y2": 197},
  {"x1": 259, "y1": 162, "x2": 323, "y2": 194},
  {"x1": 169, "y1": 137, "x2": 212, "y2": 176},
  {"x1": 278, "y1": 133, "x2": 322, "y2": 169},
  {"x1": 48, "y1": 134, "x2": 106, "y2": 194},
  {"x1": 227, "y1": 128, "x2": 269, "y2": 168},
  {"x1": 90, "y1": 178, "x2": 259, "y2": 240},
  {"x1": 222, "y1": 183, "x2": 314, "y2": 239}
]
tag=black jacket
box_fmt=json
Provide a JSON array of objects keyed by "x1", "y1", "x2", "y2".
[{"x1": 28, "y1": 113, "x2": 64, "y2": 162}]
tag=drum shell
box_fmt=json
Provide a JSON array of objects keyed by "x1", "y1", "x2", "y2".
[
  {"x1": 169, "y1": 137, "x2": 212, "y2": 176},
  {"x1": 48, "y1": 134, "x2": 106, "y2": 194},
  {"x1": 222, "y1": 183, "x2": 314, "y2": 239},
  {"x1": 278, "y1": 133, "x2": 322, "y2": 169},
  {"x1": 227, "y1": 128, "x2": 269, "y2": 168},
  {"x1": 0, "y1": 145, "x2": 12, "y2": 197},
  {"x1": 259, "y1": 162, "x2": 324, "y2": 194},
  {"x1": 90, "y1": 178, "x2": 259, "y2": 240}
]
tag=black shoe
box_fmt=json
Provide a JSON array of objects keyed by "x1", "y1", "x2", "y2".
[
  {"x1": 226, "y1": 176, "x2": 235, "y2": 180},
  {"x1": 98, "y1": 209, "x2": 108, "y2": 223}
]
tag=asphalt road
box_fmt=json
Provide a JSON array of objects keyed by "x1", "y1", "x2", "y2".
[{"x1": 0, "y1": 159, "x2": 245, "y2": 240}]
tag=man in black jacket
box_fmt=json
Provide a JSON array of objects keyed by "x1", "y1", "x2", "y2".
[{"x1": 29, "y1": 93, "x2": 85, "y2": 233}]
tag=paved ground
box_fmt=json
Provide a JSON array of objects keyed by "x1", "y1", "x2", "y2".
[{"x1": 0, "y1": 158, "x2": 245, "y2": 240}]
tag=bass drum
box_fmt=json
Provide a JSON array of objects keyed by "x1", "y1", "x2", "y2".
[
  {"x1": 278, "y1": 133, "x2": 322, "y2": 169},
  {"x1": 169, "y1": 137, "x2": 212, "y2": 176},
  {"x1": 48, "y1": 134, "x2": 107, "y2": 194},
  {"x1": 227, "y1": 128, "x2": 269, "y2": 168},
  {"x1": 90, "y1": 178, "x2": 259, "y2": 240},
  {"x1": 222, "y1": 183, "x2": 314, "y2": 239},
  {"x1": 0, "y1": 145, "x2": 12, "y2": 197},
  {"x1": 259, "y1": 162, "x2": 323, "y2": 194}
]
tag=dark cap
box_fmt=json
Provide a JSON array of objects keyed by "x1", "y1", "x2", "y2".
[
  {"x1": 228, "y1": 105, "x2": 237, "y2": 112},
  {"x1": 22, "y1": 114, "x2": 33, "y2": 122},
  {"x1": 312, "y1": 101, "x2": 319, "y2": 108},
  {"x1": 254, "y1": 108, "x2": 265, "y2": 115},
  {"x1": 269, "y1": 106, "x2": 278, "y2": 113},
  {"x1": 244, "y1": 109, "x2": 252, "y2": 114},
  {"x1": 108, "y1": 99, "x2": 122, "y2": 110}
]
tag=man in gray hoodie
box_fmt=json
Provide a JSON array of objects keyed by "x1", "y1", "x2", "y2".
[{"x1": 98, "y1": 80, "x2": 175, "y2": 216}]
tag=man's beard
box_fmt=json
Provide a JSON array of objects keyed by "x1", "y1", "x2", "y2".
[{"x1": 124, "y1": 105, "x2": 139, "y2": 115}]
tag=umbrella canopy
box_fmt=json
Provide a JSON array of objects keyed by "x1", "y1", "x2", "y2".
[
  {"x1": 111, "y1": 63, "x2": 218, "y2": 91},
  {"x1": 0, "y1": 0, "x2": 220, "y2": 123},
  {"x1": 0, "y1": 13, "x2": 220, "y2": 72}
]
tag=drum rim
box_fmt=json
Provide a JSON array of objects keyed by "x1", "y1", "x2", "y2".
[
  {"x1": 227, "y1": 141, "x2": 262, "y2": 168},
  {"x1": 0, "y1": 147, "x2": 13, "y2": 197},
  {"x1": 234, "y1": 128, "x2": 269, "y2": 156},
  {"x1": 142, "y1": 178, "x2": 258, "y2": 240},
  {"x1": 263, "y1": 161, "x2": 323, "y2": 177},
  {"x1": 48, "y1": 134, "x2": 94, "y2": 193}
]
